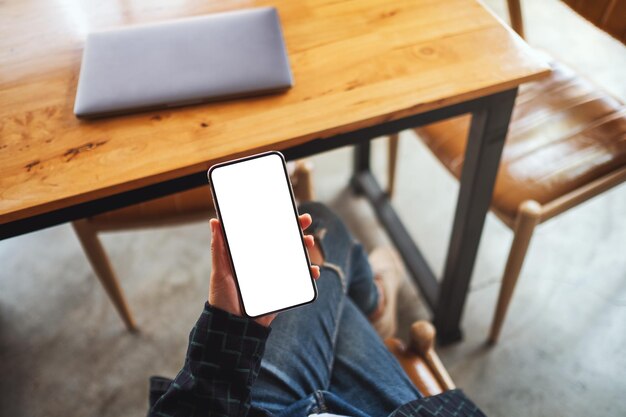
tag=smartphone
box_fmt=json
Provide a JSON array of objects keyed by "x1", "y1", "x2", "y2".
[{"x1": 207, "y1": 151, "x2": 317, "y2": 317}]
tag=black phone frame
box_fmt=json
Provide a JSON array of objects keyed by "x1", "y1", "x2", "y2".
[{"x1": 207, "y1": 150, "x2": 318, "y2": 318}]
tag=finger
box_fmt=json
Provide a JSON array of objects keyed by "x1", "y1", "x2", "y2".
[
  {"x1": 310, "y1": 265, "x2": 320, "y2": 279},
  {"x1": 299, "y1": 213, "x2": 312, "y2": 231},
  {"x1": 303, "y1": 234, "x2": 315, "y2": 249}
]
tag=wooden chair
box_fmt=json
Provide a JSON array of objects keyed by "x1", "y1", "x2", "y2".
[
  {"x1": 72, "y1": 160, "x2": 315, "y2": 331},
  {"x1": 386, "y1": 0, "x2": 626, "y2": 343},
  {"x1": 386, "y1": 320, "x2": 455, "y2": 396}
]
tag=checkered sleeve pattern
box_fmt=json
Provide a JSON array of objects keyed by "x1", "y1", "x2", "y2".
[
  {"x1": 390, "y1": 389, "x2": 487, "y2": 417},
  {"x1": 149, "y1": 303, "x2": 271, "y2": 417}
]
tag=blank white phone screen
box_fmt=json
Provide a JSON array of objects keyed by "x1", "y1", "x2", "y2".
[{"x1": 209, "y1": 152, "x2": 316, "y2": 317}]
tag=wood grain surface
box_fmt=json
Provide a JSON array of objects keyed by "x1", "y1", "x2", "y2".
[{"x1": 0, "y1": 0, "x2": 549, "y2": 224}]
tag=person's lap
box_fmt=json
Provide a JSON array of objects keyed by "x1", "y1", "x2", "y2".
[
  {"x1": 251, "y1": 202, "x2": 421, "y2": 416},
  {"x1": 329, "y1": 299, "x2": 420, "y2": 414}
]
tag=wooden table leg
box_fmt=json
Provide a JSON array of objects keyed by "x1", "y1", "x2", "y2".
[{"x1": 434, "y1": 88, "x2": 518, "y2": 344}]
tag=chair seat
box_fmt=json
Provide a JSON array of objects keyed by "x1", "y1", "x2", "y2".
[
  {"x1": 89, "y1": 186, "x2": 214, "y2": 230},
  {"x1": 415, "y1": 60, "x2": 626, "y2": 219}
]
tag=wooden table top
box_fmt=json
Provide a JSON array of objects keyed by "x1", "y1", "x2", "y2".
[{"x1": 0, "y1": 0, "x2": 549, "y2": 225}]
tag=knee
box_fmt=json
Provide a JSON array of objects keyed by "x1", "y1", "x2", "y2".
[
  {"x1": 298, "y1": 202, "x2": 349, "y2": 240},
  {"x1": 298, "y1": 201, "x2": 335, "y2": 223}
]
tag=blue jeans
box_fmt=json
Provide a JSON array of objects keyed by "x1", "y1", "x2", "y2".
[{"x1": 251, "y1": 202, "x2": 422, "y2": 416}]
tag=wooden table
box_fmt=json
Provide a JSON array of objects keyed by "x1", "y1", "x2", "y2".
[{"x1": 0, "y1": 0, "x2": 549, "y2": 343}]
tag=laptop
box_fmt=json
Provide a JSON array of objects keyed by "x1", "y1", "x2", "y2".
[{"x1": 74, "y1": 7, "x2": 293, "y2": 118}]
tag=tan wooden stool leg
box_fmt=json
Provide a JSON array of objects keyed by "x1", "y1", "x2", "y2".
[
  {"x1": 488, "y1": 200, "x2": 542, "y2": 344},
  {"x1": 387, "y1": 133, "x2": 400, "y2": 197},
  {"x1": 72, "y1": 220, "x2": 138, "y2": 332},
  {"x1": 293, "y1": 160, "x2": 315, "y2": 202}
]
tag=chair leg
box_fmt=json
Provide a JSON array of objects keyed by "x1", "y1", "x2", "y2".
[
  {"x1": 72, "y1": 219, "x2": 138, "y2": 332},
  {"x1": 488, "y1": 200, "x2": 542, "y2": 344},
  {"x1": 293, "y1": 160, "x2": 315, "y2": 202},
  {"x1": 387, "y1": 133, "x2": 400, "y2": 198},
  {"x1": 506, "y1": 0, "x2": 525, "y2": 38},
  {"x1": 410, "y1": 321, "x2": 456, "y2": 391}
]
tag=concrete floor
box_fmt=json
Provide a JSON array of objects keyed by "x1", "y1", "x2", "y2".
[{"x1": 1, "y1": 0, "x2": 625, "y2": 416}]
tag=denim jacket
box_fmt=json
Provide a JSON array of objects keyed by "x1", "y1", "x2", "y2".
[{"x1": 148, "y1": 303, "x2": 486, "y2": 417}]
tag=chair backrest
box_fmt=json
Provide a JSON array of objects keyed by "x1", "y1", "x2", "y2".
[{"x1": 507, "y1": 0, "x2": 626, "y2": 45}]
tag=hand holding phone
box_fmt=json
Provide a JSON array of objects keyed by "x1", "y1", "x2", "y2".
[
  {"x1": 207, "y1": 151, "x2": 320, "y2": 323},
  {"x1": 208, "y1": 214, "x2": 319, "y2": 327}
]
